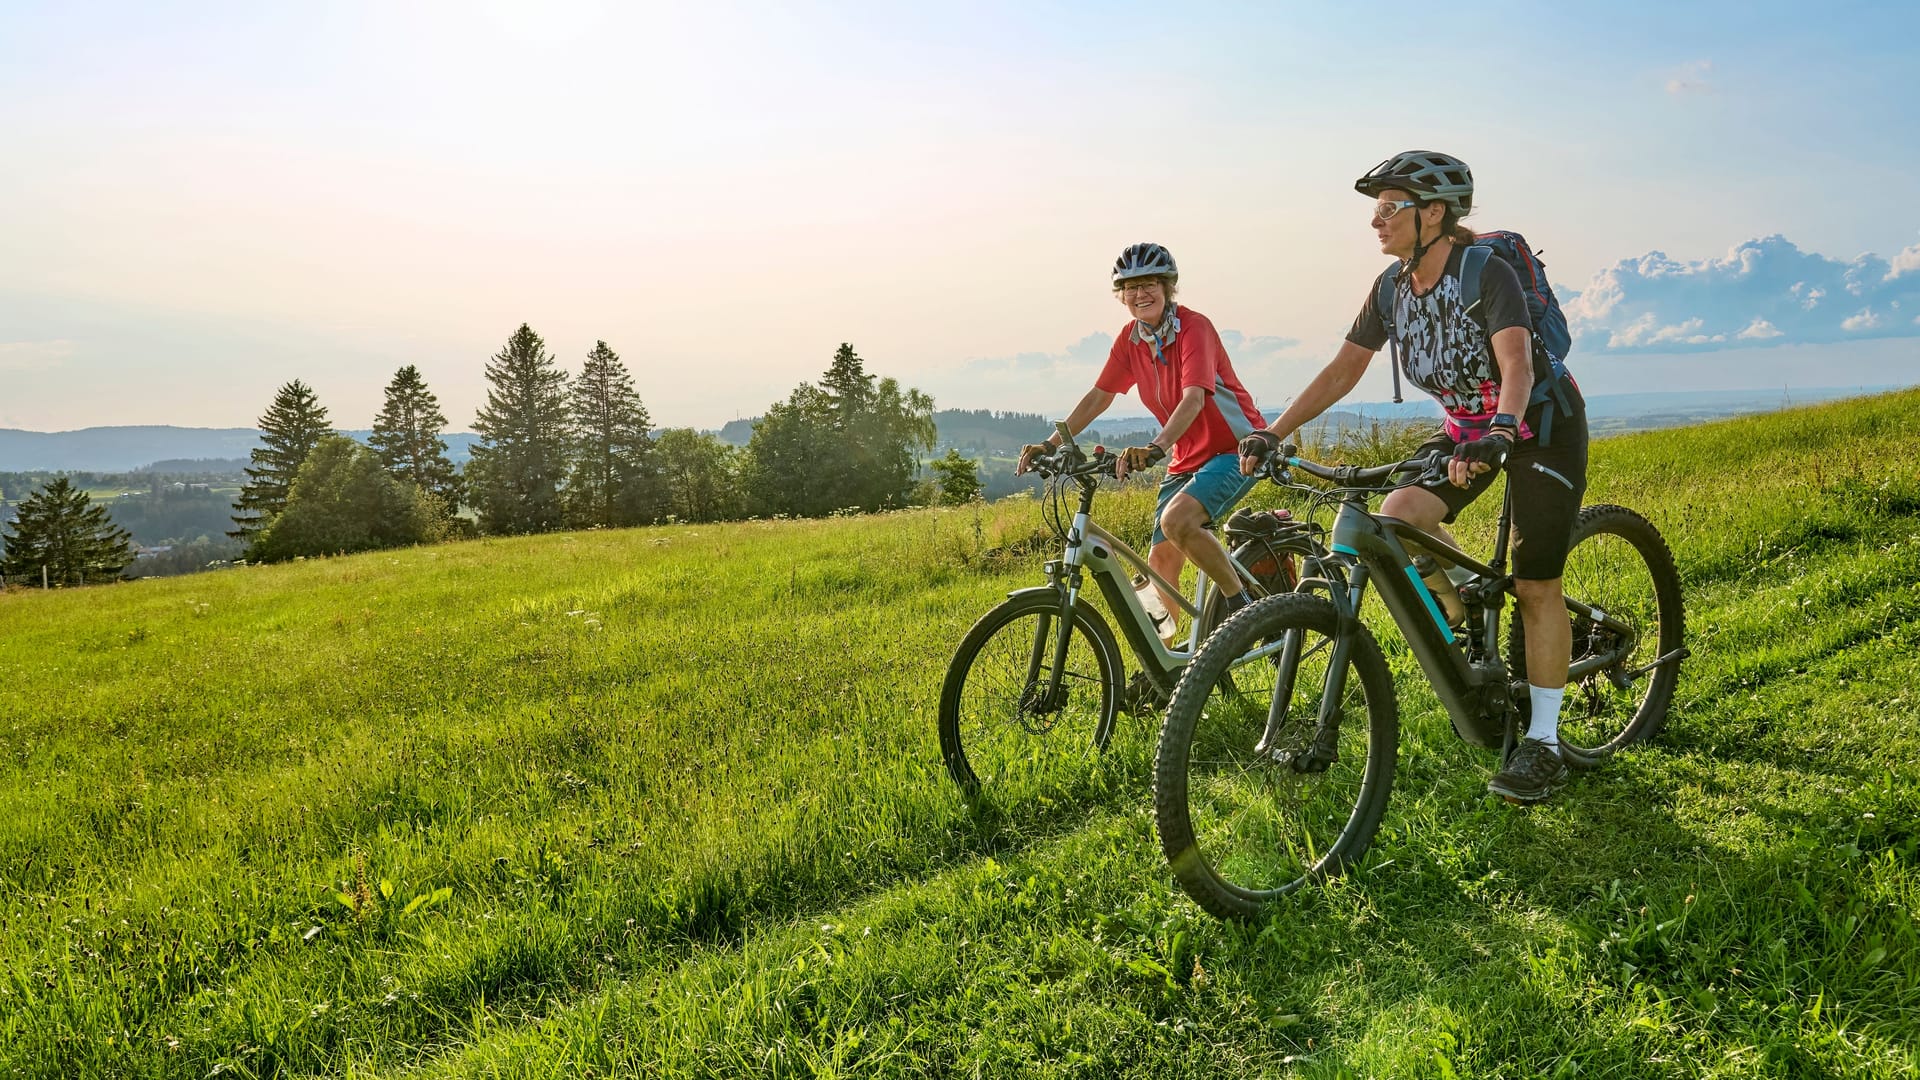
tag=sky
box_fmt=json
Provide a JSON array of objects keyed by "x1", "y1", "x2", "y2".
[{"x1": 3, "y1": 0, "x2": 1919, "y2": 433}]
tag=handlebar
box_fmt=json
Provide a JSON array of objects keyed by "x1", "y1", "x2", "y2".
[
  {"x1": 1260, "y1": 445, "x2": 1447, "y2": 491},
  {"x1": 1025, "y1": 444, "x2": 1118, "y2": 481}
]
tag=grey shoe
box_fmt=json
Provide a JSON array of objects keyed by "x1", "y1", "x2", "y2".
[{"x1": 1488, "y1": 738, "x2": 1569, "y2": 803}]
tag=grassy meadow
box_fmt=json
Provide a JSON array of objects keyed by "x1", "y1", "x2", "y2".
[{"x1": 3, "y1": 391, "x2": 1919, "y2": 1077}]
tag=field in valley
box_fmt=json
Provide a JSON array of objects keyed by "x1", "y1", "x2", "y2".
[{"x1": 2, "y1": 391, "x2": 1918, "y2": 1078}]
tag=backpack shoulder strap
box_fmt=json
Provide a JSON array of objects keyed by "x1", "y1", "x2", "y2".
[
  {"x1": 1374, "y1": 263, "x2": 1401, "y2": 331},
  {"x1": 1459, "y1": 243, "x2": 1493, "y2": 315},
  {"x1": 1373, "y1": 263, "x2": 1405, "y2": 403}
]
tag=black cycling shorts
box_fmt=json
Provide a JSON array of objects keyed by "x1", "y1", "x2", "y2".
[{"x1": 1416, "y1": 394, "x2": 1589, "y2": 581}]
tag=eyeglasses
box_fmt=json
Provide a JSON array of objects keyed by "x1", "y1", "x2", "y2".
[
  {"x1": 1372, "y1": 199, "x2": 1422, "y2": 222},
  {"x1": 1116, "y1": 280, "x2": 1164, "y2": 295}
]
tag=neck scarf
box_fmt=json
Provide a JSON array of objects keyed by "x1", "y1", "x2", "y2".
[{"x1": 1130, "y1": 303, "x2": 1182, "y2": 364}]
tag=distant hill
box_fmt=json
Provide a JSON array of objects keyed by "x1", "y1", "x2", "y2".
[
  {"x1": 2, "y1": 387, "x2": 1900, "y2": 471},
  {"x1": 0, "y1": 427, "x2": 483, "y2": 471}
]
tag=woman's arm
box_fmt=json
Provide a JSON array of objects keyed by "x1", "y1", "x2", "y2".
[{"x1": 1263, "y1": 339, "x2": 1377, "y2": 444}]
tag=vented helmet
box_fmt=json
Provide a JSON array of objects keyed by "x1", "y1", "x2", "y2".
[
  {"x1": 1355, "y1": 151, "x2": 1474, "y2": 216},
  {"x1": 1112, "y1": 242, "x2": 1178, "y2": 285}
]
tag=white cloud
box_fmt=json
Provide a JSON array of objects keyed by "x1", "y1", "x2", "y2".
[
  {"x1": 1565, "y1": 234, "x2": 1920, "y2": 353},
  {"x1": 1665, "y1": 59, "x2": 1713, "y2": 95},
  {"x1": 0, "y1": 340, "x2": 75, "y2": 371},
  {"x1": 1888, "y1": 240, "x2": 1920, "y2": 280}
]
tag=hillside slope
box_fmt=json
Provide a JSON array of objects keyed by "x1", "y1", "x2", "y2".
[{"x1": 1, "y1": 391, "x2": 1917, "y2": 1077}]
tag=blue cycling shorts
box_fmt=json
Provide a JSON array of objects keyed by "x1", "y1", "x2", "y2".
[{"x1": 1152, "y1": 452, "x2": 1258, "y2": 546}]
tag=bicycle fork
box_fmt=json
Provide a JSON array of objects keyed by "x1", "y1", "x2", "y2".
[
  {"x1": 1256, "y1": 566, "x2": 1368, "y2": 772},
  {"x1": 1025, "y1": 506, "x2": 1094, "y2": 714}
]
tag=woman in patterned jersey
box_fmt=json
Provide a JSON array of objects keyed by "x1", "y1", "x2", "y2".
[{"x1": 1240, "y1": 151, "x2": 1591, "y2": 804}]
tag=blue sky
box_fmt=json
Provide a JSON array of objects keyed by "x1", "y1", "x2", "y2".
[{"x1": 3, "y1": 1, "x2": 1918, "y2": 431}]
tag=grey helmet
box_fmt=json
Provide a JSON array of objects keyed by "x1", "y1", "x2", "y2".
[
  {"x1": 1355, "y1": 151, "x2": 1474, "y2": 216},
  {"x1": 1112, "y1": 242, "x2": 1178, "y2": 285}
]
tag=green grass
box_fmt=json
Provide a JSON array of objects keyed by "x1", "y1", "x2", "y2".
[{"x1": 3, "y1": 391, "x2": 1918, "y2": 1077}]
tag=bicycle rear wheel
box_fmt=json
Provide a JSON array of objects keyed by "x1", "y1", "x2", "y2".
[
  {"x1": 1509, "y1": 504, "x2": 1685, "y2": 760},
  {"x1": 938, "y1": 592, "x2": 1123, "y2": 798},
  {"x1": 1154, "y1": 593, "x2": 1398, "y2": 920}
]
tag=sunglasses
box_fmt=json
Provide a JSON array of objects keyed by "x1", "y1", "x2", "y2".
[
  {"x1": 1372, "y1": 199, "x2": 1423, "y2": 222},
  {"x1": 1116, "y1": 280, "x2": 1164, "y2": 295}
]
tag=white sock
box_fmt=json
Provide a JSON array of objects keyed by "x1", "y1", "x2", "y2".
[{"x1": 1527, "y1": 685, "x2": 1564, "y2": 749}]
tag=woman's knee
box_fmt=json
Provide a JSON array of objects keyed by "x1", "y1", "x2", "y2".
[{"x1": 1380, "y1": 486, "x2": 1449, "y2": 528}]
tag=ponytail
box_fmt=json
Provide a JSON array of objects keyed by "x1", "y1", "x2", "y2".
[{"x1": 1440, "y1": 206, "x2": 1475, "y2": 246}]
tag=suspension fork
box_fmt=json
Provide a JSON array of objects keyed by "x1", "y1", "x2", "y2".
[
  {"x1": 1256, "y1": 562, "x2": 1368, "y2": 764},
  {"x1": 1028, "y1": 481, "x2": 1099, "y2": 708}
]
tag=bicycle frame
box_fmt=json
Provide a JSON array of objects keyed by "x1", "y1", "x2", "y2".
[
  {"x1": 1028, "y1": 475, "x2": 1256, "y2": 694},
  {"x1": 1017, "y1": 424, "x2": 1284, "y2": 706},
  {"x1": 1293, "y1": 471, "x2": 1650, "y2": 751}
]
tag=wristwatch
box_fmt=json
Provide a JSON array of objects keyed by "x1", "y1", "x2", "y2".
[{"x1": 1488, "y1": 412, "x2": 1519, "y2": 438}]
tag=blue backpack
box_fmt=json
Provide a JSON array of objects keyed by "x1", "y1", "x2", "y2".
[{"x1": 1374, "y1": 230, "x2": 1576, "y2": 442}]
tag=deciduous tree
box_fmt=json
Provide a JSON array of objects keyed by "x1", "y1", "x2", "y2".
[
  {"x1": 929, "y1": 448, "x2": 983, "y2": 505},
  {"x1": 250, "y1": 435, "x2": 446, "y2": 561},
  {"x1": 744, "y1": 344, "x2": 936, "y2": 517},
  {"x1": 654, "y1": 428, "x2": 744, "y2": 522}
]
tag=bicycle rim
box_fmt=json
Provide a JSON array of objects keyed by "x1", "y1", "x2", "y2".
[
  {"x1": 1157, "y1": 594, "x2": 1396, "y2": 918},
  {"x1": 940, "y1": 596, "x2": 1120, "y2": 798},
  {"x1": 1524, "y1": 505, "x2": 1685, "y2": 758}
]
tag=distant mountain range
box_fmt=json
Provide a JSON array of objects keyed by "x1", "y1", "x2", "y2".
[
  {"x1": 0, "y1": 428, "x2": 484, "y2": 472},
  {"x1": 0, "y1": 387, "x2": 1899, "y2": 471}
]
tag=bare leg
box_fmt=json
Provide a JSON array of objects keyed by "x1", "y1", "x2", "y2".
[
  {"x1": 1147, "y1": 541, "x2": 1186, "y2": 618},
  {"x1": 1159, "y1": 492, "x2": 1242, "y2": 597},
  {"x1": 1379, "y1": 485, "x2": 1465, "y2": 557},
  {"x1": 1514, "y1": 576, "x2": 1571, "y2": 691}
]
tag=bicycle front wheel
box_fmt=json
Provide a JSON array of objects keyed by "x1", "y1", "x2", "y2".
[
  {"x1": 1510, "y1": 504, "x2": 1685, "y2": 759},
  {"x1": 1154, "y1": 593, "x2": 1398, "y2": 920},
  {"x1": 938, "y1": 592, "x2": 1123, "y2": 798}
]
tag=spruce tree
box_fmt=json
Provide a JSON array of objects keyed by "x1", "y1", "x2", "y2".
[
  {"x1": 369, "y1": 365, "x2": 462, "y2": 508},
  {"x1": 467, "y1": 324, "x2": 571, "y2": 534},
  {"x1": 565, "y1": 341, "x2": 659, "y2": 528},
  {"x1": 231, "y1": 380, "x2": 332, "y2": 543},
  {"x1": 1, "y1": 478, "x2": 134, "y2": 586}
]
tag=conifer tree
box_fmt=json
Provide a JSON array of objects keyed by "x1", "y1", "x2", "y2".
[
  {"x1": 467, "y1": 324, "x2": 571, "y2": 534},
  {"x1": 231, "y1": 380, "x2": 332, "y2": 542},
  {"x1": 369, "y1": 364, "x2": 462, "y2": 508},
  {"x1": 565, "y1": 341, "x2": 659, "y2": 527},
  {"x1": 1, "y1": 478, "x2": 134, "y2": 586}
]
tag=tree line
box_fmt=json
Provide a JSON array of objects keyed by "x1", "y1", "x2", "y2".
[
  {"x1": 1, "y1": 325, "x2": 970, "y2": 583},
  {"x1": 223, "y1": 327, "x2": 953, "y2": 562}
]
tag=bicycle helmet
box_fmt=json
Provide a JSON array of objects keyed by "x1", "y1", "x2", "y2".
[
  {"x1": 1355, "y1": 151, "x2": 1474, "y2": 216},
  {"x1": 1112, "y1": 242, "x2": 1178, "y2": 285}
]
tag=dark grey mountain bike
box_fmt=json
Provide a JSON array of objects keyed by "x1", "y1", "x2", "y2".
[
  {"x1": 1154, "y1": 446, "x2": 1687, "y2": 920},
  {"x1": 937, "y1": 424, "x2": 1311, "y2": 799}
]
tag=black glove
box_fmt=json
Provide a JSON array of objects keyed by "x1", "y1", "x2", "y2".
[
  {"x1": 1118, "y1": 444, "x2": 1167, "y2": 474},
  {"x1": 1016, "y1": 442, "x2": 1052, "y2": 474},
  {"x1": 1452, "y1": 430, "x2": 1513, "y2": 470},
  {"x1": 1238, "y1": 430, "x2": 1282, "y2": 463}
]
